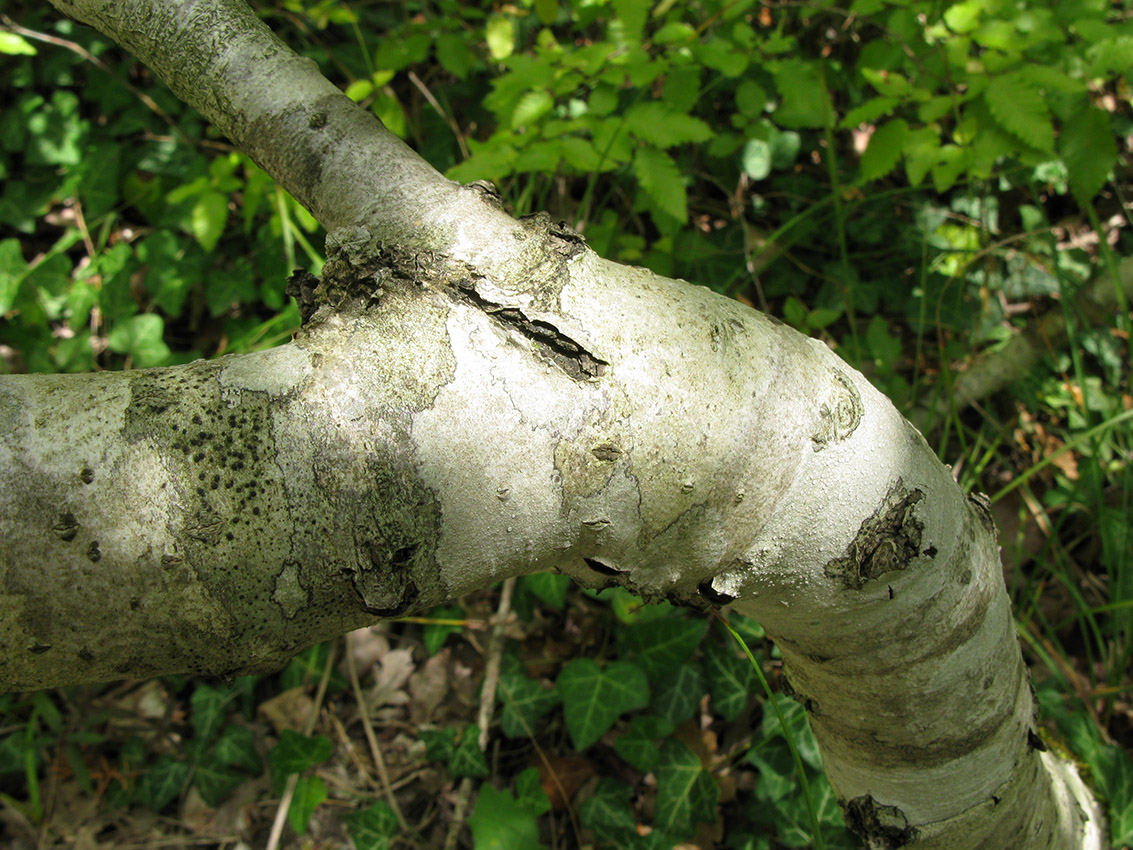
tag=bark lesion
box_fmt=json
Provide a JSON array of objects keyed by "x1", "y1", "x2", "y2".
[{"x1": 824, "y1": 480, "x2": 925, "y2": 590}]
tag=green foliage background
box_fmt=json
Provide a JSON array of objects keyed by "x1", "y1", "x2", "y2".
[{"x1": 1, "y1": 0, "x2": 1131, "y2": 847}]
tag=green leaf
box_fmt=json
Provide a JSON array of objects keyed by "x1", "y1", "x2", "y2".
[
  {"x1": 499, "y1": 671, "x2": 561, "y2": 738},
  {"x1": 652, "y1": 663, "x2": 705, "y2": 726},
  {"x1": 633, "y1": 147, "x2": 687, "y2": 224},
  {"x1": 267, "y1": 730, "x2": 332, "y2": 794},
  {"x1": 345, "y1": 801, "x2": 399, "y2": 850},
  {"x1": 622, "y1": 617, "x2": 706, "y2": 681},
  {"x1": 423, "y1": 604, "x2": 464, "y2": 655},
  {"x1": 0, "y1": 32, "x2": 37, "y2": 55},
  {"x1": 839, "y1": 96, "x2": 899, "y2": 129},
  {"x1": 486, "y1": 15, "x2": 516, "y2": 61},
  {"x1": 579, "y1": 777, "x2": 638, "y2": 841},
  {"x1": 214, "y1": 724, "x2": 262, "y2": 775},
  {"x1": 515, "y1": 767, "x2": 552, "y2": 816},
  {"x1": 653, "y1": 22, "x2": 695, "y2": 45},
  {"x1": 420, "y1": 726, "x2": 458, "y2": 763},
  {"x1": 556, "y1": 659, "x2": 649, "y2": 750},
  {"x1": 614, "y1": 715, "x2": 674, "y2": 772},
  {"x1": 0, "y1": 238, "x2": 28, "y2": 316},
  {"x1": 189, "y1": 190, "x2": 229, "y2": 253},
  {"x1": 735, "y1": 79, "x2": 769, "y2": 117},
  {"x1": 137, "y1": 755, "x2": 189, "y2": 812},
  {"x1": 860, "y1": 118, "x2": 908, "y2": 181},
  {"x1": 521, "y1": 573, "x2": 569, "y2": 608},
  {"x1": 288, "y1": 774, "x2": 327, "y2": 834},
  {"x1": 654, "y1": 739, "x2": 717, "y2": 835},
  {"x1": 773, "y1": 60, "x2": 834, "y2": 128},
  {"x1": 436, "y1": 32, "x2": 475, "y2": 79},
  {"x1": 190, "y1": 683, "x2": 230, "y2": 745},
  {"x1": 931, "y1": 143, "x2": 968, "y2": 193},
  {"x1": 511, "y1": 90, "x2": 554, "y2": 129},
  {"x1": 468, "y1": 784, "x2": 544, "y2": 850},
  {"x1": 1060, "y1": 104, "x2": 1116, "y2": 203},
  {"x1": 984, "y1": 71, "x2": 1054, "y2": 152},
  {"x1": 106, "y1": 314, "x2": 171, "y2": 368},
  {"x1": 193, "y1": 754, "x2": 245, "y2": 807},
  {"x1": 534, "y1": 0, "x2": 559, "y2": 25},
  {"x1": 450, "y1": 724, "x2": 489, "y2": 778},
  {"x1": 625, "y1": 102, "x2": 713, "y2": 148},
  {"x1": 902, "y1": 126, "x2": 941, "y2": 186},
  {"x1": 742, "y1": 137, "x2": 772, "y2": 180},
  {"x1": 704, "y1": 640, "x2": 754, "y2": 722}
]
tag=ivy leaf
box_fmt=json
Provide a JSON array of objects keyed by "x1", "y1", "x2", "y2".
[
  {"x1": 614, "y1": 715, "x2": 674, "y2": 772},
  {"x1": 345, "y1": 801, "x2": 399, "y2": 850},
  {"x1": 498, "y1": 672, "x2": 561, "y2": 738},
  {"x1": 984, "y1": 72, "x2": 1054, "y2": 152},
  {"x1": 450, "y1": 724, "x2": 489, "y2": 778},
  {"x1": 622, "y1": 616, "x2": 705, "y2": 681},
  {"x1": 213, "y1": 724, "x2": 263, "y2": 775},
  {"x1": 579, "y1": 777, "x2": 638, "y2": 842},
  {"x1": 288, "y1": 774, "x2": 327, "y2": 834},
  {"x1": 1060, "y1": 104, "x2": 1116, "y2": 203},
  {"x1": 193, "y1": 754, "x2": 245, "y2": 807},
  {"x1": 468, "y1": 785, "x2": 544, "y2": 850},
  {"x1": 625, "y1": 102, "x2": 713, "y2": 148},
  {"x1": 633, "y1": 146, "x2": 687, "y2": 224},
  {"x1": 521, "y1": 573, "x2": 570, "y2": 608},
  {"x1": 190, "y1": 683, "x2": 230, "y2": 745},
  {"x1": 652, "y1": 663, "x2": 705, "y2": 726},
  {"x1": 267, "y1": 730, "x2": 332, "y2": 795},
  {"x1": 137, "y1": 754, "x2": 190, "y2": 812},
  {"x1": 654, "y1": 739, "x2": 718, "y2": 835},
  {"x1": 860, "y1": 118, "x2": 907, "y2": 181},
  {"x1": 704, "y1": 640, "x2": 754, "y2": 722},
  {"x1": 556, "y1": 659, "x2": 649, "y2": 750}
]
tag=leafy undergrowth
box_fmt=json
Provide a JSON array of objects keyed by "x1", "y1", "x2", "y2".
[
  {"x1": 2, "y1": 0, "x2": 1133, "y2": 846},
  {"x1": 0, "y1": 585, "x2": 861, "y2": 849}
]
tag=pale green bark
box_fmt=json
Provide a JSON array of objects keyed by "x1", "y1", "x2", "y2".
[{"x1": 4, "y1": 1, "x2": 1108, "y2": 847}]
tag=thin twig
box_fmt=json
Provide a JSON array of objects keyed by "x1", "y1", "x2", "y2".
[
  {"x1": 265, "y1": 640, "x2": 338, "y2": 850},
  {"x1": 346, "y1": 630, "x2": 409, "y2": 831},
  {"x1": 442, "y1": 577, "x2": 516, "y2": 850},
  {"x1": 407, "y1": 70, "x2": 470, "y2": 161}
]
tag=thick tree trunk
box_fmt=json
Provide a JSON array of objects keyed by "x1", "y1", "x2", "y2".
[{"x1": 2, "y1": 1, "x2": 1107, "y2": 847}]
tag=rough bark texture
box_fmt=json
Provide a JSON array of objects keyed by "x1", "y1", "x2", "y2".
[{"x1": 6, "y1": 1, "x2": 1108, "y2": 848}]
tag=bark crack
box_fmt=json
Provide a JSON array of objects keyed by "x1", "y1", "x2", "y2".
[{"x1": 448, "y1": 280, "x2": 607, "y2": 381}]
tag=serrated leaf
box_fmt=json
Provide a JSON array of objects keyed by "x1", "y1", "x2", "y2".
[
  {"x1": 622, "y1": 617, "x2": 706, "y2": 681},
  {"x1": 984, "y1": 72, "x2": 1054, "y2": 152},
  {"x1": 860, "y1": 118, "x2": 908, "y2": 181},
  {"x1": 652, "y1": 663, "x2": 705, "y2": 726},
  {"x1": 288, "y1": 774, "x2": 327, "y2": 834},
  {"x1": 511, "y1": 90, "x2": 554, "y2": 129},
  {"x1": 773, "y1": 60, "x2": 834, "y2": 129},
  {"x1": 1060, "y1": 105, "x2": 1116, "y2": 202},
  {"x1": 485, "y1": 15, "x2": 516, "y2": 61},
  {"x1": 345, "y1": 801, "x2": 399, "y2": 850},
  {"x1": 902, "y1": 126, "x2": 941, "y2": 186},
  {"x1": 625, "y1": 102, "x2": 713, "y2": 148},
  {"x1": 556, "y1": 659, "x2": 649, "y2": 750},
  {"x1": 654, "y1": 739, "x2": 717, "y2": 835},
  {"x1": 499, "y1": 672, "x2": 560, "y2": 738},
  {"x1": 931, "y1": 143, "x2": 968, "y2": 193},
  {"x1": 633, "y1": 147, "x2": 687, "y2": 224},
  {"x1": 704, "y1": 640, "x2": 754, "y2": 722},
  {"x1": 469, "y1": 785, "x2": 543, "y2": 850},
  {"x1": 839, "y1": 96, "x2": 899, "y2": 129}
]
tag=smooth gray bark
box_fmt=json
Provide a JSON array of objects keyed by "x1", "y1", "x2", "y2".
[{"x1": 2, "y1": 1, "x2": 1107, "y2": 847}]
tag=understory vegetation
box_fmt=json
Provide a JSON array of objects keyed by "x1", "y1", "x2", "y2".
[{"x1": 0, "y1": 0, "x2": 1131, "y2": 847}]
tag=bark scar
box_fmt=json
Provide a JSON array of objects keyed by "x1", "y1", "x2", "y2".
[{"x1": 842, "y1": 795, "x2": 918, "y2": 848}]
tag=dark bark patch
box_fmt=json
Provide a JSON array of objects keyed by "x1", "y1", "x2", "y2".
[
  {"x1": 584, "y1": 556, "x2": 622, "y2": 576},
  {"x1": 825, "y1": 480, "x2": 925, "y2": 590},
  {"x1": 52, "y1": 512, "x2": 79, "y2": 542},
  {"x1": 843, "y1": 795, "x2": 918, "y2": 849},
  {"x1": 698, "y1": 579, "x2": 736, "y2": 605}
]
